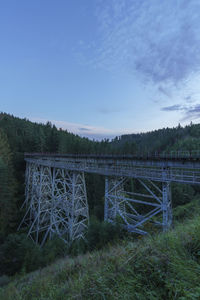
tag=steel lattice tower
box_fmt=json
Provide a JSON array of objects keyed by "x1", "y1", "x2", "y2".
[
  {"x1": 19, "y1": 162, "x2": 89, "y2": 246},
  {"x1": 104, "y1": 176, "x2": 172, "y2": 234}
]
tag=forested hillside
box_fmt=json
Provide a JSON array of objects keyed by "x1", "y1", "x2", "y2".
[
  {"x1": 1, "y1": 198, "x2": 200, "y2": 299},
  {"x1": 112, "y1": 122, "x2": 200, "y2": 153},
  {"x1": 0, "y1": 112, "x2": 200, "y2": 288}
]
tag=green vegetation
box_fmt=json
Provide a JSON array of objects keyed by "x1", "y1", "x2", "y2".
[
  {"x1": 0, "y1": 129, "x2": 17, "y2": 237},
  {"x1": 0, "y1": 219, "x2": 124, "y2": 277},
  {"x1": 1, "y1": 199, "x2": 200, "y2": 299},
  {"x1": 1, "y1": 112, "x2": 200, "y2": 298}
]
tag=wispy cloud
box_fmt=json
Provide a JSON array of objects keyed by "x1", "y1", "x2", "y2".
[
  {"x1": 158, "y1": 86, "x2": 171, "y2": 98},
  {"x1": 78, "y1": 127, "x2": 91, "y2": 132},
  {"x1": 184, "y1": 95, "x2": 193, "y2": 102},
  {"x1": 181, "y1": 104, "x2": 200, "y2": 121},
  {"x1": 29, "y1": 117, "x2": 131, "y2": 140},
  {"x1": 88, "y1": 0, "x2": 200, "y2": 85},
  {"x1": 97, "y1": 107, "x2": 124, "y2": 114},
  {"x1": 161, "y1": 103, "x2": 200, "y2": 122},
  {"x1": 161, "y1": 104, "x2": 185, "y2": 112}
]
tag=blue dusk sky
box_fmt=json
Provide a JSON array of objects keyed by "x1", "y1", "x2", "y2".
[{"x1": 1, "y1": 0, "x2": 200, "y2": 139}]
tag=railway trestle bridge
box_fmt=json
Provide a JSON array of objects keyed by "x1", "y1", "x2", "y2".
[{"x1": 19, "y1": 153, "x2": 200, "y2": 246}]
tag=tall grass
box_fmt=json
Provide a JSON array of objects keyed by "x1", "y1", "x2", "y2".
[{"x1": 1, "y1": 200, "x2": 200, "y2": 299}]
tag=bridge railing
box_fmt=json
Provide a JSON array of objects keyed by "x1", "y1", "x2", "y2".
[
  {"x1": 24, "y1": 151, "x2": 200, "y2": 160},
  {"x1": 25, "y1": 157, "x2": 200, "y2": 184}
]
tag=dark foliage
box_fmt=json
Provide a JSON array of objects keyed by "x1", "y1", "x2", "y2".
[{"x1": 0, "y1": 112, "x2": 200, "y2": 277}]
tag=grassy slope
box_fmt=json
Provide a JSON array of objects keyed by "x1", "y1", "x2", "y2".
[{"x1": 1, "y1": 201, "x2": 200, "y2": 300}]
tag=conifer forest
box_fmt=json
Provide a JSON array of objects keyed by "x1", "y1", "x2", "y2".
[{"x1": 1, "y1": 112, "x2": 200, "y2": 299}]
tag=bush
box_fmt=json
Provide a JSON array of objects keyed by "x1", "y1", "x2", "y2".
[
  {"x1": 42, "y1": 236, "x2": 68, "y2": 264},
  {"x1": 172, "y1": 183, "x2": 195, "y2": 207},
  {"x1": 0, "y1": 275, "x2": 10, "y2": 287},
  {"x1": 86, "y1": 217, "x2": 124, "y2": 251},
  {"x1": 0, "y1": 234, "x2": 42, "y2": 275},
  {"x1": 0, "y1": 234, "x2": 70, "y2": 276},
  {"x1": 0, "y1": 219, "x2": 125, "y2": 276},
  {"x1": 173, "y1": 197, "x2": 200, "y2": 221}
]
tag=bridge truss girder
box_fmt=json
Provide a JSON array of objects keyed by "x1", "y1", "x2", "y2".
[
  {"x1": 18, "y1": 163, "x2": 89, "y2": 246},
  {"x1": 104, "y1": 176, "x2": 172, "y2": 234}
]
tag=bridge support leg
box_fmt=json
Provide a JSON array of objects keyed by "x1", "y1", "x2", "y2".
[
  {"x1": 104, "y1": 177, "x2": 172, "y2": 235},
  {"x1": 66, "y1": 171, "x2": 89, "y2": 242},
  {"x1": 104, "y1": 177, "x2": 109, "y2": 221},
  {"x1": 162, "y1": 182, "x2": 172, "y2": 231},
  {"x1": 27, "y1": 164, "x2": 54, "y2": 245},
  {"x1": 19, "y1": 164, "x2": 89, "y2": 245},
  {"x1": 18, "y1": 162, "x2": 42, "y2": 231},
  {"x1": 104, "y1": 177, "x2": 127, "y2": 223}
]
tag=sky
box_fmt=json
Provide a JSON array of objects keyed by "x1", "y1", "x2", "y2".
[{"x1": 0, "y1": 0, "x2": 200, "y2": 140}]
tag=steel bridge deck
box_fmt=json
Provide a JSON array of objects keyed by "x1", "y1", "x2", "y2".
[{"x1": 25, "y1": 153, "x2": 200, "y2": 185}]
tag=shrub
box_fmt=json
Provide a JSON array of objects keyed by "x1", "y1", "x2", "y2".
[
  {"x1": 42, "y1": 236, "x2": 68, "y2": 264},
  {"x1": 0, "y1": 234, "x2": 42, "y2": 275},
  {"x1": 86, "y1": 217, "x2": 124, "y2": 251}
]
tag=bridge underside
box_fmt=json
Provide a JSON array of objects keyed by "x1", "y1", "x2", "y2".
[{"x1": 105, "y1": 177, "x2": 172, "y2": 235}]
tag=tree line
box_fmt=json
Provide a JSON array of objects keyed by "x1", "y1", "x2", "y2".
[{"x1": 0, "y1": 112, "x2": 200, "y2": 276}]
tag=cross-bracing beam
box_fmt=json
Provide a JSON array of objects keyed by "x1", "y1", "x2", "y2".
[
  {"x1": 104, "y1": 176, "x2": 172, "y2": 234},
  {"x1": 18, "y1": 162, "x2": 89, "y2": 246}
]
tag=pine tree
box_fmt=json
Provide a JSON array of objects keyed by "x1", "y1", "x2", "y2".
[{"x1": 0, "y1": 129, "x2": 17, "y2": 236}]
